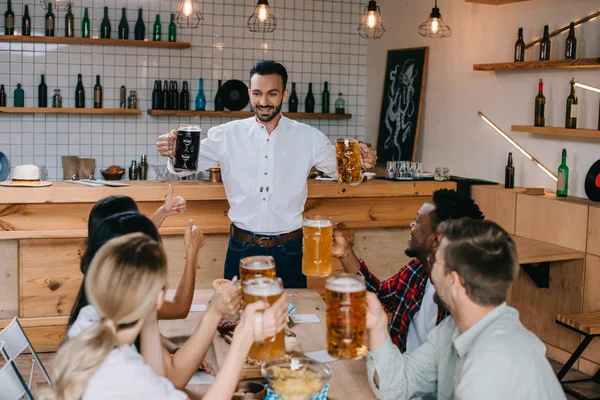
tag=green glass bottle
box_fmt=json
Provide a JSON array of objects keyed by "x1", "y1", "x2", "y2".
[
  {"x1": 45, "y1": 3, "x2": 55, "y2": 37},
  {"x1": 134, "y1": 8, "x2": 145, "y2": 40},
  {"x1": 65, "y1": 4, "x2": 75, "y2": 37},
  {"x1": 288, "y1": 82, "x2": 298, "y2": 112},
  {"x1": 14, "y1": 84, "x2": 24, "y2": 107},
  {"x1": 39, "y1": 74, "x2": 48, "y2": 108},
  {"x1": 168, "y1": 13, "x2": 177, "y2": 42},
  {"x1": 118, "y1": 8, "x2": 129, "y2": 39},
  {"x1": 100, "y1": 6, "x2": 111, "y2": 39},
  {"x1": 75, "y1": 73, "x2": 85, "y2": 108},
  {"x1": 556, "y1": 149, "x2": 569, "y2": 197},
  {"x1": 321, "y1": 81, "x2": 330, "y2": 113},
  {"x1": 93, "y1": 75, "x2": 102, "y2": 108},
  {"x1": 153, "y1": 14, "x2": 161, "y2": 41},
  {"x1": 305, "y1": 83, "x2": 315, "y2": 113},
  {"x1": 4, "y1": 0, "x2": 15, "y2": 36},
  {"x1": 82, "y1": 8, "x2": 90, "y2": 38},
  {"x1": 565, "y1": 78, "x2": 578, "y2": 129}
]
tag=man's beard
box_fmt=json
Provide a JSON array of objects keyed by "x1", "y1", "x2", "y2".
[
  {"x1": 253, "y1": 101, "x2": 283, "y2": 122},
  {"x1": 405, "y1": 247, "x2": 419, "y2": 258},
  {"x1": 433, "y1": 292, "x2": 449, "y2": 310}
]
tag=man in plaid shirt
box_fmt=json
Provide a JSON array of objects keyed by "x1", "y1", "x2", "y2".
[{"x1": 332, "y1": 189, "x2": 484, "y2": 353}]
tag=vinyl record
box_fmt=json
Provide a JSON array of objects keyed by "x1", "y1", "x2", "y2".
[
  {"x1": 585, "y1": 159, "x2": 600, "y2": 202},
  {"x1": 220, "y1": 80, "x2": 250, "y2": 111},
  {"x1": 0, "y1": 151, "x2": 9, "y2": 181}
]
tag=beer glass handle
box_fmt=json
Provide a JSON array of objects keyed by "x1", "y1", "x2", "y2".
[{"x1": 254, "y1": 311, "x2": 264, "y2": 346}]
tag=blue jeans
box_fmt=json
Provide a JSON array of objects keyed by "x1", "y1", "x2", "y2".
[{"x1": 224, "y1": 225, "x2": 307, "y2": 289}]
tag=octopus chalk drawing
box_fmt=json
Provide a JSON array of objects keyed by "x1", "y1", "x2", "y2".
[{"x1": 383, "y1": 59, "x2": 418, "y2": 161}]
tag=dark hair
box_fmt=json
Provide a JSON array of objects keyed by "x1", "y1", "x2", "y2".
[
  {"x1": 430, "y1": 189, "x2": 484, "y2": 230},
  {"x1": 87, "y1": 196, "x2": 139, "y2": 238},
  {"x1": 69, "y1": 211, "x2": 161, "y2": 328},
  {"x1": 438, "y1": 218, "x2": 518, "y2": 306},
  {"x1": 249, "y1": 60, "x2": 288, "y2": 90}
]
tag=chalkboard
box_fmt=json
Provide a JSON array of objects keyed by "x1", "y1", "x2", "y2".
[{"x1": 376, "y1": 47, "x2": 429, "y2": 163}]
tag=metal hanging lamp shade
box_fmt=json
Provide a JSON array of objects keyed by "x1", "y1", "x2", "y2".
[
  {"x1": 175, "y1": 0, "x2": 204, "y2": 28},
  {"x1": 358, "y1": 0, "x2": 385, "y2": 39},
  {"x1": 40, "y1": 0, "x2": 73, "y2": 11},
  {"x1": 418, "y1": 0, "x2": 451, "y2": 38},
  {"x1": 247, "y1": 0, "x2": 277, "y2": 33}
]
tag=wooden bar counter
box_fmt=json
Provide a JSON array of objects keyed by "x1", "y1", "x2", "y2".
[{"x1": 0, "y1": 179, "x2": 455, "y2": 351}]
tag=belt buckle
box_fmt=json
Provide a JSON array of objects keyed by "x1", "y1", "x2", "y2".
[{"x1": 257, "y1": 236, "x2": 272, "y2": 247}]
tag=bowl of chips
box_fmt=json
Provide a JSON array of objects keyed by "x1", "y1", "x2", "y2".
[
  {"x1": 101, "y1": 165, "x2": 125, "y2": 180},
  {"x1": 261, "y1": 356, "x2": 331, "y2": 400}
]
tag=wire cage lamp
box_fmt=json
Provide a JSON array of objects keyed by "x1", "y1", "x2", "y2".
[
  {"x1": 175, "y1": 0, "x2": 204, "y2": 28},
  {"x1": 358, "y1": 0, "x2": 385, "y2": 39},
  {"x1": 418, "y1": 0, "x2": 451, "y2": 38},
  {"x1": 40, "y1": 0, "x2": 73, "y2": 11},
  {"x1": 247, "y1": 0, "x2": 277, "y2": 33}
]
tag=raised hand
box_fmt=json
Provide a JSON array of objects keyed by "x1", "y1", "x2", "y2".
[
  {"x1": 163, "y1": 184, "x2": 187, "y2": 215},
  {"x1": 209, "y1": 276, "x2": 243, "y2": 317},
  {"x1": 184, "y1": 219, "x2": 206, "y2": 258},
  {"x1": 157, "y1": 129, "x2": 177, "y2": 159}
]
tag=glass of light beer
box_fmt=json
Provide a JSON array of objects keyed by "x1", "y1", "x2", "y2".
[
  {"x1": 335, "y1": 138, "x2": 363, "y2": 186},
  {"x1": 326, "y1": 274, "x2": 367, "y2": 359},
  {"x1": 243, "y1": 277, "x2": 286, "y2": 361},
  {"x1": 302, "y1": 216, "x2": 333, "y2": 277},
  {"x1": 240, "y1": 256, "x2": 277, "y2": 283}
]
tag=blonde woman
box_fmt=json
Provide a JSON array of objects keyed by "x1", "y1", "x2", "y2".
[{"x1": 43, "y1": 233, "x2": 288, "y2": 400}]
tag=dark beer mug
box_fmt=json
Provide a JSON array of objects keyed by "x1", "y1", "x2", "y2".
[{"x1": 173, "y1": 125, "x2": 201, "y2": 172}]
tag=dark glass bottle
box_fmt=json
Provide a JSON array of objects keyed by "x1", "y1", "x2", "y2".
[
  {"x1": 152, "y1": 80, "x2": 162, "y2": 110},
  {"x1": 305, "y1": 83, "x2": 315, "y2": 113},
  {"x1": 170, "y1": 81, "x2": 179, "y2": 110},
  {"x1": 180, "y1": 81, "x2": 190, "y2": 110},
  {"x1": 45, "y1": 3, "x2": 55, "y2": 37},
  {"x1": 505, "y1": 153, "x2": 515, "y2": 189},
  {"x1": 153, "y1": 14, "x2": 161, "y2": 41},
  {"x1": 565, "y1": 22, "x2": 577, "y2": 60},
  {"x1": 22, "y1": 5, "x2": 31, "y2": 36},
  {"x1": 14, "y1": 84, "x2": 24, "y2": 107},
  {"x1": 288, "y1": 82, "x2": 298, "y2": 112},
  {"x1": 215, "y1": 80, "x2": 224, "y2": 111},
  {"x1": 565, "y1": 78, "x2": 578, "y2": 129},
  {"x1": 321, "y1": 81, "x2": 330, "y2": 113},
  {"x1": 168, "y1": 13, "x2": 177, "y2": 42},
  {"x1": 64, "y1": 4, "x2": 75, "y2": 38},
  {"x1": 82, "y1": 7, "x2": 90, "y2": 38},
  {"x1": 100, "y1": 6, "x2": 111, "y2": 39},
  {"x1": 163, "y1": 80, "x2": 170, "y2": 110},
  {"x1": 534, "y1": 79, "x2": 545, "y2": 127},
  {"x1": 93, "y1": 75, "x2": 102, "y2": 108},
  {"x1": 118, "y1": 8, "x2": 129, "y2": 40},
  {"x1": 75, "y1": 73, "x2": 85, "y2": 108},
  {"x1": 539, "y1": 25, "x2": 551, "y2": 61},
  {"x1": 514, "y1": 27, "x2": 525, "y2": 62},
  {"x1": 0, "y1": 85, "x2": 6, "y2": 107},
  {"x1": 5, "y1": 0, "x2": 15, "y2": 36},
  {"x1": 39, "y1": 74, "x2": 48, "y2": 108},
  {"x1": 134, "y1": 8, "x2": 145, "y2": 40}
]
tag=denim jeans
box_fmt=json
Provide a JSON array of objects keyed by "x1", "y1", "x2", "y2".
[{"x1": 223, "y1": 226, "x2": 307, "y2": 289}]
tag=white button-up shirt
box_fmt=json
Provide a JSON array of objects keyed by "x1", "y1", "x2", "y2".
[{"x1": 167, "y1": 116, "x2": 338, "y2": 234}]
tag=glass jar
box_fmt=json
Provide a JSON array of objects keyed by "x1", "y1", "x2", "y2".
[
  {"x1": 434, "y1": 167, "x2": 450, "y2": 181},
  {"x1": 52, "y1": 89, "x2": 62, "y2": 108},
  {"x1": 128, "y1": 90, "x2": 137, "y2": 109},
  {"x1": 335, "y1": 92, "x2": 345, "y2": 114}
]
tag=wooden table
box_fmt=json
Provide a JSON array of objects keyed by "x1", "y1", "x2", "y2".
[{"x1": 158, "y1": 289, "x2": 376, "y2": 400}]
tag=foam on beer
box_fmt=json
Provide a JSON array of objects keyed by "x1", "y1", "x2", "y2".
[
  {"x1": 326, "y1": 276, "x2": 365, "y2": 293},
  {"x1": 304, "y1": 218, "x2": 332, "y2": 228},
  {"x1": 244, "y1": 278, "x2": 283, "y2": 296}
]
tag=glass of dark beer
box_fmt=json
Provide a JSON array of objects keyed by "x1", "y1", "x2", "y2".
[{"x1": 173, "y1": 125, "x2": 201, "y2": 172}]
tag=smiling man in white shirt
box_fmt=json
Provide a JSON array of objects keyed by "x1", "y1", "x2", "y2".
[{"x1": 157, "y1": 60, "x2": 377, "y2": 288}]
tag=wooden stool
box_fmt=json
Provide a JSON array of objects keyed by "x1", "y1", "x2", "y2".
[{"x1": 556, "y1": 311, "x2": 600, "y2": 400}]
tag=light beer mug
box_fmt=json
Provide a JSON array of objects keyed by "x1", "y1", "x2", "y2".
[
  {"x1": 302, "y1": 216, "x2": 333, "y2": 277},
  {"x1": 243, "y1": 277, "x2": 286, "y2": 361},
  {"x1": 325, "y1": 274, "x2": 367, "y2": 359},
  {"x1": 240, "y1": 256, "x2": 277, "y2": 283},
  {"x1": 335, "y1": 138, "x2": 362, "y2": 185}
]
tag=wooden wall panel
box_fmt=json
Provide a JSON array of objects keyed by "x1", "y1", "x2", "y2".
[
  {"x1": 510, "y1": 260, "x2": 584, "y2": 353},
  {"x1": 353, "y1": 228, "x2": 412, "y2": 279},
  {"x1": 588, "y1": 206, "x2": 600, "y2": 257},
  {"x1": 581, "y1": 255, "x2": 600, "y2": 364},
  {"x1": 0, "y1": 240, "x2": 18, "y2": 318},
  {"x1": 471, "y1": 185, "x2": 518, "y2": 234},
  {"x1": 515, "y1": 194, "x2": 588, "y2": 252}
]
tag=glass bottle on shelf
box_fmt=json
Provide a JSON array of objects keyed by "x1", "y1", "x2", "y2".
[
  {"x1": 75, "y1": 73, "x2": 85, "y2": 108},
  {"x1": 168, "y1": 13, "x2": 177, "y2": 42},
  {"x1": 93, "y1": 75, "x2": 103, "y2": 108},
  {"x1": 45, "y1": 3, "x2": 55, "y2": 37},
  {"x1": 195, "y1": 78, "x2": 206, "y2": 111},
  {"x1": 288, "y1": 82, "x2": 298, "y2": 112},
  {"x1": 0, "y1": 85, "x2": 6, "y2": 107},
  {"x1": 52, "y1": 89, "x2": 63, "y2": 108},
  {"x1": 22, "y1": 5, "x2": 31, "y2": 36},
  {"x1": 118, "y1": 7, "x2": 129, "y2": 39},
  {"x1": 305, "y1": 83, "x2": 315, "y2": 113},
  {"x1": 5, "y1": 0, "x2": 15, "y2": 36},
  {"x1": 514, "y1": 27, "x2": 525, "y2": 62},
  {"x1": 39, "y1": 74, "x2": 48, "y2": 108},
  {"x1": 153, "y1": 14, "x2": 161, "y2": 41},
  {"x1": 100, "y1": 6, "x2": 111, "y2": 39},
  {"x1": 65, "y1": 4, "x2": 75, "y2": 38},
  {"x1": 180, "y1": 81, "x2": 190, "y2": 111},
  {"x1": 539, "y1": 25, "x2": 551, "y2": 61},
  {"x1": 82, "y1": 8, "x2": 90, "y2": 38},
  {"x1": 134, "y1": 8, "x2": 145, "y2": 40},
  {"x1": 14, "y1": 84, "x2": 24, "y2": 107},
  {"x1": 335, "y1": 93, "x2": 345, "y2": 114}
]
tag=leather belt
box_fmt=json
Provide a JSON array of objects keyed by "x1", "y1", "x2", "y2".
[{"x1": 231, "y1": 225, "x2": 303, "y2": 248}]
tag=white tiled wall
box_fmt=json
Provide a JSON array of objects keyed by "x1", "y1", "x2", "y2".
[{"x1": 0, "y1": 0, "x2": 367, "y2": 180}]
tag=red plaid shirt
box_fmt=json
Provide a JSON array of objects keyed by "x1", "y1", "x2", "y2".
[{"x1": 359, "y1": 258, "x2": 449, "y2": 353}]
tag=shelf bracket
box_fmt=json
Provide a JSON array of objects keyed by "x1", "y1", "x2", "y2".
[{"x1": 520, "y1": 262, "x2": 550, "y2": 289}]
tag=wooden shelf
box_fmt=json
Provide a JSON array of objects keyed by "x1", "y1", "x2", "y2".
[
  {"x1": 147, "y1": 110, "x2": 353, "y2": 119},
  {"x1": 474, "y1": 58, "x2": 600, "y2": 71},
  {"x1": 512, "y1": 125, "x2": 600, "y2": 139},
  {"x1": 0, "y1": 35, "x2": 191, "y2": 48},
  {"x1": 512, "y1": 235, "x2": 585, "y2": 265},
  {"x1": 0, "y1": 107, "x2": 141, "y2": 115}
]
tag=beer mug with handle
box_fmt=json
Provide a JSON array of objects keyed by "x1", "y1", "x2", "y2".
[
  {"x1": 335, "y1": 138, "x2": 362, "y2": 185},
  {"x1": 243, "y1": 277, "x2": 286, "y2": 361},
  {"x1": 326, "y1": 274, "x2": 367, "y2": 359},
  {"x1": 302, "y1": 216, "x2": 333, "y2": 277},
  {"x1": 173, "y1": 124, "x2": 201, "y2": 172},
  {"x1": 240, "y1": 255, "x2": 277, "y2": 283}
]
